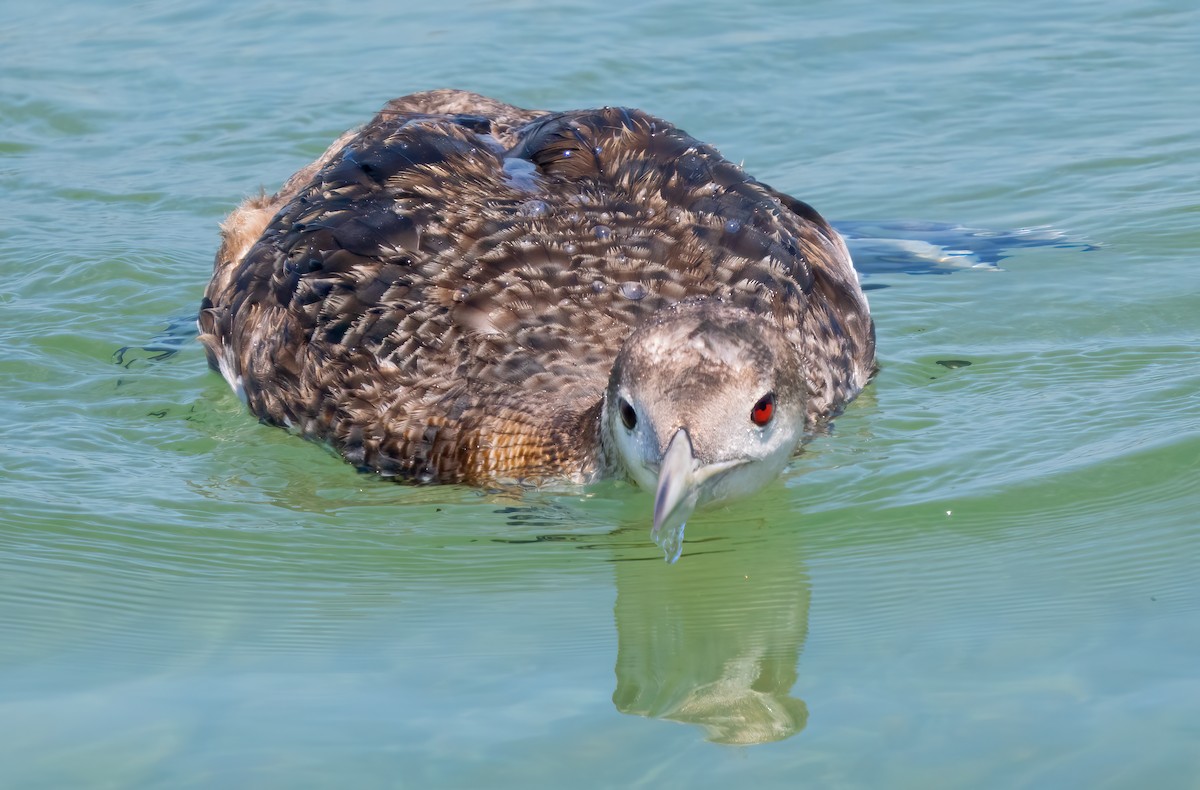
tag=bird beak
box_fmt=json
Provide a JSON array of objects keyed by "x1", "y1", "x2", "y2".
[
  {"x1": 652, "y1": 428, "x2": 701, "y2": 563},
  {"x1": 651, "y1": 427, "x2": 753, "y2": 563}
]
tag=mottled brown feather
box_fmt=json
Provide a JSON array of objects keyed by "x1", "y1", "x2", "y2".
[{"x1": 199, "y1": 90, "x2": 876, "y2": 485}]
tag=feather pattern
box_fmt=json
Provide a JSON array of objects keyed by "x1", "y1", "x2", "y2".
[{"x1": 199, "y1": 90, "x2": 875, "y2": 485}]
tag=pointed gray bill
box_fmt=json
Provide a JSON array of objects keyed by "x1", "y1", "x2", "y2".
[{"x1": 652, "y1": 428, "x2": 699, "y2": 563}]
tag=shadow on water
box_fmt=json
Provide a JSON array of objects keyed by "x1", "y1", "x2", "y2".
[
  {"x1": 607, "y1": 524, "x2": 811, "y2": 745},
  {"x1": 835, "y1": 220, "x2": 1094, "y2": 282},
  {"x1": 112, "y1": 313, "x2": 199, "y2": 367}
]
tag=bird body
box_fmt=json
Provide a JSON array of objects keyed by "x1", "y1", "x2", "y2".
[{"x1": 200, "y1": 90, "x2": 875, "y2": 551}]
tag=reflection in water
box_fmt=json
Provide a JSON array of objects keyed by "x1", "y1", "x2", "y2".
[{"x1": 611, "y1": 529, "x2": 811, "y2": 744}]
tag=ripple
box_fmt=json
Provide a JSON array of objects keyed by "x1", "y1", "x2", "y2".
[{"x1": 2, "y1": 0, "x2": 1199, "y2": 780}]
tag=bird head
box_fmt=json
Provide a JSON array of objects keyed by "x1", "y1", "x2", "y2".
[{"x1": 603, "y1": 301, "x2": 808, "y2": 561}]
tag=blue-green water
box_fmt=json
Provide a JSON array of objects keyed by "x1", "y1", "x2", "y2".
[{"x1": 2, "y1": 0, "x2": 1198, "y2": 786}]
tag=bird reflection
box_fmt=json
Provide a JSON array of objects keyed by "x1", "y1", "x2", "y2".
[{"x1": 610, "y1": 525, "x2": 810, "y2": 744}]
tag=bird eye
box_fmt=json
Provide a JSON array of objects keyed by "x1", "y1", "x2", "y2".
[
  {"x1": 751, "y1": 392, "x2": 775, "y2": 427},
  {"x1": 618, "y1": 397, "x2": 638, "y2": 430}
]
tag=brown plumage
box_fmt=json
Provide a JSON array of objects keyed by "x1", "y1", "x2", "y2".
[{"x1": 199, "y1": 90, "x2": 875, "y2": 507}]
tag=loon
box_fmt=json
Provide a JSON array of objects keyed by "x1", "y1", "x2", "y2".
[{"x1": 199, "y1": 89, "x2": 876, "y2": 557}]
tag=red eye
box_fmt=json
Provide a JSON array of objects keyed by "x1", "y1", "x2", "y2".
[{"x1": 751, "y1": 393, "x2": 775, "y2": 427}]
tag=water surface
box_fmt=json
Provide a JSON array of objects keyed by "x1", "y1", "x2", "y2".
[{"x1": 2, "y1": 0, "x2": 1198, "y2": 786}]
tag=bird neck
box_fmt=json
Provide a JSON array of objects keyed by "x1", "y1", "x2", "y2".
[{"x1": 562, "y1": 396, "x2": 610, "y2": 483}]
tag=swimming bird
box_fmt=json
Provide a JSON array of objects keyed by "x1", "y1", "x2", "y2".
[{"x1": 199, "y1": 89, "x2": 876, "y2": 559}]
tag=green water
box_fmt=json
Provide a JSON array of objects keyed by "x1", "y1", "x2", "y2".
[{"x1": 2, "y1": 0, "x2": 1198, "y2": 786}]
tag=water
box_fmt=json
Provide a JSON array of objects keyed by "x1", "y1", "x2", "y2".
[{"x1": 2, "y1": 0, "x2": 1198, "y2": 785}]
